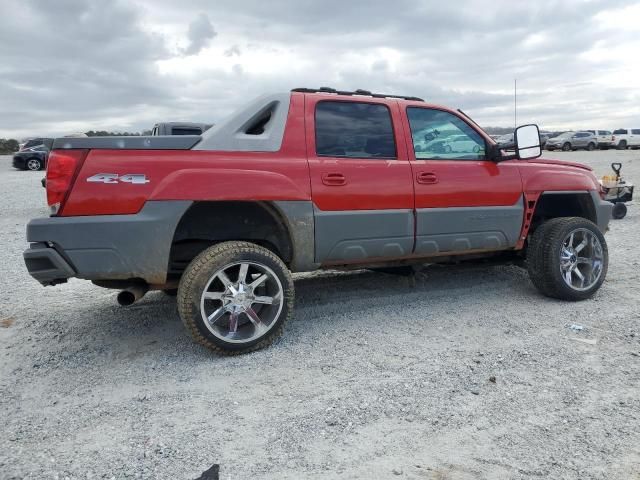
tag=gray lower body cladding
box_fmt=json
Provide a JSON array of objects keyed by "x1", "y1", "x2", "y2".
[
  {"x1": 23, "y1": 193, "x2": 610, "y2": 287},
  {"x1": 272, "y1": 201, "x2": 317, "y2": 271},
  {"x1": 24, "y1": 201, "x2": 191, "y2": 285},
  {"x1": 313, "y1": 197, "x2": 525, "y2": 263},
  {"x1": 314, "y1": 208, "x2": 414, "y2": 262},
  {"x1": 415, "y1": 197, "x2": 524, "y2": 254},
  {"x1": 591, "y1": 191, "x2": 613, "y2": 232}
]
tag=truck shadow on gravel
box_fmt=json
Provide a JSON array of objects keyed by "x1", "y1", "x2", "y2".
[{"x1": 43, "y1": 263, "x2": 543, "y2": 361}]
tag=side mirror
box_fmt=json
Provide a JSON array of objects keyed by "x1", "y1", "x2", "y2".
[{"x1": 514, "y1": 124, "x2": 541, "y2": 160}]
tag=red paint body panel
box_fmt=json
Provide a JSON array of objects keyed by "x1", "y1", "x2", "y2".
[
  {"x1": 304, "y1": 94, "x2": 413, "y2": 211},
  {"x1": 518, "y1": 162, "x2": 600, "y2": 194},
  {"x1": 58, "y1": 91, "x2": 600, "y2": 220},
  {"x1": 62, "y1": 94, "x2": 310, "y2": 216}
]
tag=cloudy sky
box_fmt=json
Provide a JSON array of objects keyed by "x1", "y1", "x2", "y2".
[{"x1": 1, "y1": 0, "x2": 639, "y2": 139}]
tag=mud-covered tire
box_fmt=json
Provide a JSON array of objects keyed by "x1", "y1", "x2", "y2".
[
  {"x1": 526, "y1": 217, "x2": 608, "y2": 301},
  {"x1": 177, "y1": 241, "x2": 294, "y2": 355}
]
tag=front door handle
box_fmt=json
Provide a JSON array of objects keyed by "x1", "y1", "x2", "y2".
[
  {"x1": 322, "y1": 172, "x2": 347, "y2": 186},
  {"x1": 416, "y1": 172, "x2": 438, "y2": 184}
]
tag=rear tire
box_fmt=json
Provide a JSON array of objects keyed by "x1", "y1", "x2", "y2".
[
  {"x1": 587, "y1": 142, "x2": 596, "y2": 151},
  {"x1": 177, "y1": 241, "x2": 294, "y2": 355},
  {"x1": 612, "y1": 203, "x2": 627, "y2": 219},
  {"x1": 562, "y1": 142, "x2": 571, "y2": 151},
  {"x1": 617, "y1": 140, "x2": 627, "y2": 150},
  {"x1": 526, "y1": 217, "x2": 608, "y2": 301}
]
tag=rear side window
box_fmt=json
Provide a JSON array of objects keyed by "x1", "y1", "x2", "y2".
[
  {"x1": 614, "y1": 129, "x2": 627, "y2": 135},
  {"x1": 315, "y1": 101, "x2": 396, "y2": 159},
  {"x1": 632, "y1": 129, "x2": 640, "y2": 135}
]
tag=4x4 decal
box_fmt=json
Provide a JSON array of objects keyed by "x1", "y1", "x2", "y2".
[{"x1": 86, "y1": 173, "x2": 149, "y2": 184}]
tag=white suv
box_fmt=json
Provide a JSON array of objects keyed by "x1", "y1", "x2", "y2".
[{"x1": 612, "y1": 129, "x2": 640, "y2": 149}]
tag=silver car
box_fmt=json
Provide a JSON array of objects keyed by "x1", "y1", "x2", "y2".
[{"x1": 545, "y1": 131, "x2": 598, "y2": 151}]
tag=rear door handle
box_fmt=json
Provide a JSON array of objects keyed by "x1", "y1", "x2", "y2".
[
  {"x1": 416, "y1": 172, "x2": 438, "y2": 184},
  {"x1": 322, "y1": 172, "x2": 347, "y2": 186}
]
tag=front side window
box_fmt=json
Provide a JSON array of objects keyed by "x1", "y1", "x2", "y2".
[
  {"x1": 407, "y1": 108, "x2": 485, "y2": 160},
  {"x1": 315, "y1": 101, "x2": 396, "y2": 159},
  {"x1": 632, "y1": 129, "x2": 640, "y2": 135},
  {"x1": 614, "y1": 129, "x2": 627, "y2": 135}
]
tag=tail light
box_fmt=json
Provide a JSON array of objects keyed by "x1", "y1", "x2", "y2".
[{"x1": 46, "y1": 149, "x2": 88, "y2": 215}]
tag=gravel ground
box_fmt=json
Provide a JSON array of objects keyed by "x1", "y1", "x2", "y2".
[{"x1": 1, "y1": 151, "x2": 639, "y2": 480}]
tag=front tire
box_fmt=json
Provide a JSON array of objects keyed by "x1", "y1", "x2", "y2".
[
  {"x1": 526, "y1": 218, "x2": 608, "y2": 301},
  {"x1": 562, "y1": 142, "x2": 572, "y2": 151},
  {"x1": 587, "y1": 142, "x2": 596, "y2": 151},
  {"x1": 26, "y1": 158, "x2": 42, "y2": 171},
  {"x1": 617, "y1": 140, "x2": 627, "y2": 150},
  {"x1": 177, "y1": 241, "x2": 294, "y2": 355}
]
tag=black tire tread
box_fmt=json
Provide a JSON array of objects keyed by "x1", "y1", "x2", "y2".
[
  {"x1": 526, "y1": 217, "x2": 608, "y2": 301},
  {"x1": 177, "y1": 241, "x2": 294, "y2": 355}
]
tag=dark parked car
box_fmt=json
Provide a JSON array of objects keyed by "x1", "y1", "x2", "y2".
[
  {"x1": 19, "y1": 138, "x2": 53, "y2": 151},
  {"x1": 13, "y1": 145, "x2": 49, "y2": 171}
]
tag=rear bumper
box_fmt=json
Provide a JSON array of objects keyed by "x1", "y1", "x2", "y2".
[
  {"x1": 23, "y1": 243, "x2": 76, "y2": 285},
  {"x1": 24, "y1": 201, "x2": 192, "y2": 286}
]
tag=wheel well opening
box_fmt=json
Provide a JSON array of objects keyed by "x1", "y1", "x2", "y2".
[
  {"x1": 531, "y1": 193, "x2": 596, "y2": 233},
  {"x1": 167, "y1": 201, "x2": 293, "y2": 280}
]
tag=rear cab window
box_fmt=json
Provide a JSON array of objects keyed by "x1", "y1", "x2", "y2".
[
  {"x1": 406, "y1": 108, "x2": 486, "y2": 160},
  {"x1": 315, "y1": 101, "x2": 397, "y2": 159},
  {"x1": 171, "y1": 127, "x2": 202, "y2": 135}
]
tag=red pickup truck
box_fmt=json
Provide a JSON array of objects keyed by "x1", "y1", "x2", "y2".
[{"x1": 24, "y1": 87, "x2": 612, "y2": 354}]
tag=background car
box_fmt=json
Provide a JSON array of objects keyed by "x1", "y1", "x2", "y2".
[
  {"x1": 585, "y1": 130, "x2": 613, "y2": 149},
  {"x1": 545, "y1": 131, "x2": 597, "y2": 151},
  {"x1": 444, "y1": 134, "x2": 483, "y2": 153},
  {"x1": 19, "y1": 137, "x2": 53, "y2": 151},
  {"x1": 496, "y1": 133, "x2": 514, "y2": 144},
  {"x1": 612, "y1": 128, "x2": 640, "y2": 149},
  {"x1": 12, "y1": 144, "x2": 49, "y2": 171}
]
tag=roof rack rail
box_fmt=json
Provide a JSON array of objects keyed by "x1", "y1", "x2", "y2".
[{"x1": 291, "y1": 87, "x2": 424, "y2": 102}]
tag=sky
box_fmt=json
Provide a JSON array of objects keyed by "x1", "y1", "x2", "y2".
[{"x1": 1, "y1": 0, "x2": 639, "y2": 139}]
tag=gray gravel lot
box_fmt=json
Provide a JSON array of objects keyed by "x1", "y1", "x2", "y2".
[{"x1": 1, "y1": 151, "x2": 639, "y2": 480}]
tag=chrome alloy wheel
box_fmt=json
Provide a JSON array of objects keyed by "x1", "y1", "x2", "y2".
[
  {"x1": 559, "y1": 228, "x2": 604, "y2": 291},
  {"x1": 27, "y1": 159, "x2": 41, "y2": 171},
  {"x1": 199, "y1": 261, "x2": 283, "y2": 343}
]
